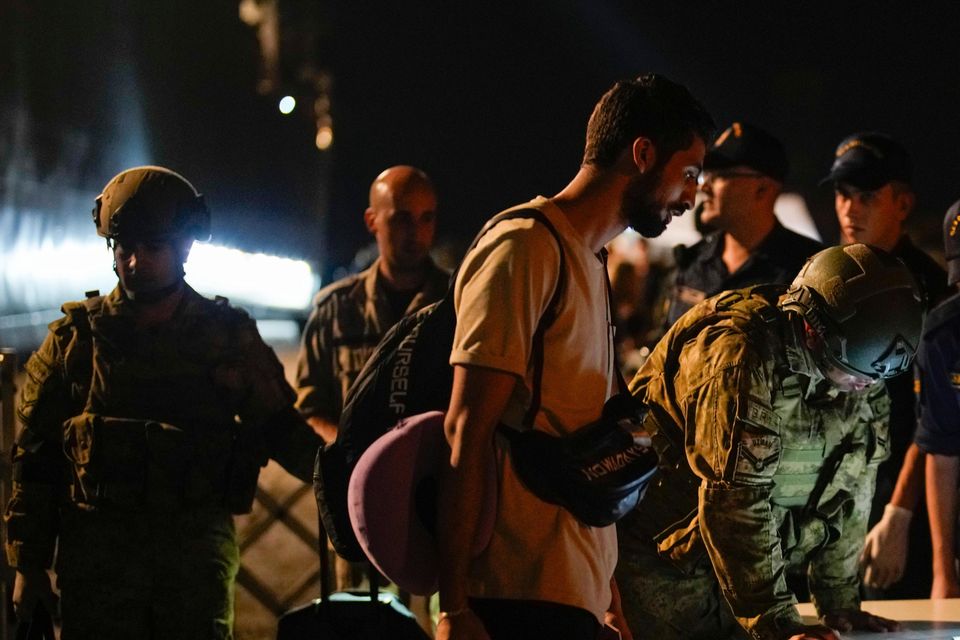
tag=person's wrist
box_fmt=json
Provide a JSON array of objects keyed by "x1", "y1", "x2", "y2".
[
  {"x1": 883, "y1": 503, "x2": 912, "y2": 527},
  {"x1": 438, "y1": 607, "x2": 473, "y2": 625}
]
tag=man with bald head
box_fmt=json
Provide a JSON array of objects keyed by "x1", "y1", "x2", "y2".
[
  {"x1": 296, "y1": 165, "x2": 448, "y2": 443},
  {"x1": 296, "y1": 166, "x2": 448, "y2": 596}
]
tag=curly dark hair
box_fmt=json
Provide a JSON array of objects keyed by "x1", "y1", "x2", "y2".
[{"x1": 583, "y1": 74, "x2": 714, "y2": 169}]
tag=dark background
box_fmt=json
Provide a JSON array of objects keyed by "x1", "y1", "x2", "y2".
[{"x1": 4, "y1": 0, "x2": 960, "y2": 278}]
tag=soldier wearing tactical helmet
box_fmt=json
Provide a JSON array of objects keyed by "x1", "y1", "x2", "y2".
[
  {"x1": 4, "y1": 166, "x2": 322, "y2": 639},
  {"x1": 616, "y1": 244, "x2": 922, "y2": 639}
]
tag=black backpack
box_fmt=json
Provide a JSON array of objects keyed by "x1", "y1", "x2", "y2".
[{"x1": 315, "y1": 208, "x2": 567, "y2": 561}]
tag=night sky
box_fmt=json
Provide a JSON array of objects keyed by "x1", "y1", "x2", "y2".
[{"x1": 6, "y1": 1, "x2": 960, "y2": 277}]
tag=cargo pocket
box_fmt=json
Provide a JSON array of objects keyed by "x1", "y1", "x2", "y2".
[
  {"x1": 654, "y1": 508, "x2": 710, "y2": 577},
  {"x1": 63, "y1": 414, "x2": 148, "y2": 508},
  {"x1": 63, "y1": 415, "x2": 190, "y2": 510}
]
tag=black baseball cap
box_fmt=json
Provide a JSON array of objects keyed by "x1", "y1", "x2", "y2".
[
  {"x1": 822, "y1": 132, "x2": 912, "y2": 191},
  {"x1": 703, "y1": 121, "x2": 788, "y2": 182},
  {"x1": 944, "y1": 199, "x2": 960, "y2": 286}
]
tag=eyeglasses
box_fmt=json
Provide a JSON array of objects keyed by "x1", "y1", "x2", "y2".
[{"x1": 698, "y1": 169, "x2": 766, "y2": 186}]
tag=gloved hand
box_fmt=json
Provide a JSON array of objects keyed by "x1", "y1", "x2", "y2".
[{"x1": 859, "y1": 503, "x2": 912, "y2": 589}]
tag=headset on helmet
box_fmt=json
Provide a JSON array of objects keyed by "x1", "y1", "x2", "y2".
[
  {"x1": 779, "y1": 243, "x2": 923, "y2": 380},
  {"x1": 93, "y1": 166, "x2": 211, "y2": 242}
]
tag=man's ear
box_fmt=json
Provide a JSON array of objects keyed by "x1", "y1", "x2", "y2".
[
  {"x1": 755, "y1": 177, "x2": 780, "y2": 201},
  {"x1": 632, "y1": 137, "x2": 657, "y2": 174},
  {"x1": 895, "y1": 190, "x2": 915, "y2": 222},
  {"x1": 364, "y1": 208, "x2": 378, "y2": 233}
]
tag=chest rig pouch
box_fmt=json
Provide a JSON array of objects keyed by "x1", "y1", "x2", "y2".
[
  {"x1": 64, "y1": 414, "x2": 194, "y2": 510},
  {"x1": 59, "y1": 292, "x2": 253, "y2": 513}
]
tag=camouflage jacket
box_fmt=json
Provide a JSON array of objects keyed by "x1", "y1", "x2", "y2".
[
  {"x1": 294, "y1": 257, "x2": 449, "y2": 422},
  {"x1": 4, "y1": 285, "x2": 320, "y2": 570},
  {"x1": 629, "y1": 285, "x2": 890, "y2": 639}
]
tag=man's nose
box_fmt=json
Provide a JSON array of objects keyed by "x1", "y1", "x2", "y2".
[
  {"x1": 841, "y1": 196, "x2": 862, "y2": 217},
  {"x1": 682, "y1": 182, "x2": 698, "y2": 208}
]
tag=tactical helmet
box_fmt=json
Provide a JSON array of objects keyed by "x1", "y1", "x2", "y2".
[
  {"x1": 93, "y1": 166, "x2": 211, "y2": 241},
  {"x1": 779, "y1": 243, "x2": 923, "y2": 380}
]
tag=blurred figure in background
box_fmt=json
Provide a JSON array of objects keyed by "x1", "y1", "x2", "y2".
[
  {"x1": 296, "y1": 165, "x2": 447, "y2": 446},
  {"x1": 5, "y1": 166, "x2": 320, "y2": 639},
  {"x1": 295, "y1": 165, "x2": 447, "y2": 621},
  {"x1": 606, "y1": 231, "x2": 654, "y2": 377},
  {"x1": 826, "y1": 133, "x2": 949, "y2": 598}
]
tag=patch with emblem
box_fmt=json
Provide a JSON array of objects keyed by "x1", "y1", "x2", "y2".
[
  {"x1": 738, "y1": 398, "x2": 781, "y2": 430},
  {"x1": 734, "y1": 432, "x2": 781, "y2": 484},
  {"x1": 951, "y1": 372, "x2": 960, "y2": 390}
]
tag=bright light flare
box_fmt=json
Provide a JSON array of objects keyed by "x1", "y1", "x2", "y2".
[
  {"x1": 185, "y1": 244, "x2": 316, "y2": 310},
  {"x1": 315, "y1": 126, "x2": 333, "y2": 150},
  {"x1": 1, "y1": 232, "x2": 317, "y2": 313},
  {"x1": 279, "y1": 95, "x2": 296, "y2": 114}
]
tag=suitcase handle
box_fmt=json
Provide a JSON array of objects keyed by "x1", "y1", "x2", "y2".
[{"x1": 317, "y1": 499, "x2": 379, "y2": 605}]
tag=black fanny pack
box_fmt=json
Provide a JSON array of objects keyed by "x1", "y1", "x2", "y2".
[{"x1": 499, "y1": 392, "x2": 657, "y2": 527}]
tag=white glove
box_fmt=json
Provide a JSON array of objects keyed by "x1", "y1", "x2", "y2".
[{"x1": 860, "y1": 503, "x2": 912, "y2": 589}]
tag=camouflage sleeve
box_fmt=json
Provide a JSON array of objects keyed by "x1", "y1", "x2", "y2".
[
  {"x1": 808, "y1": 385, "x2": 890, "y2": 615},
  {"x1": 690, "y1": 352, "x2": 805, "y2": 639},
  {"x1": 227, "y1": 315, "x2": 322, "y2": 483},
  {"x1": 4, "y1": 328, "x2": 72, "y2": 569},
  {"x1": 294, "y1": 301, "x2": 340, "y2": 422}
]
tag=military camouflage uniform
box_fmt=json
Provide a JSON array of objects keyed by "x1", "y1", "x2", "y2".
[
  {"x1": 616, "y1": 286, "x2": 890, "y2": 640},
  {"x1": 295, "y1": 257, "x2": 449, "y2": 424},
  {"x1": 4, "y1": 285, "x2": 319, "y2": 640}
]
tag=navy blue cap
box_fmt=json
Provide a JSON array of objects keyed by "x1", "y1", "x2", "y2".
[
  {"x1": 704, "y1": 121, "x2": 788, "y2": 182},
  {"x1": 822, "y1": 132, "x2": 912, "y2": 191}
]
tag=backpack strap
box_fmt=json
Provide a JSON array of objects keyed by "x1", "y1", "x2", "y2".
[
  {"x1": 461, "y1": 208, "x2": 567, "y2": 429},
  {"x1": 600, "y1": 247, "x2": 630, "y2": 396},
  {"x1": 443, "y1": 208, "x2": 567, "y2": 429}
]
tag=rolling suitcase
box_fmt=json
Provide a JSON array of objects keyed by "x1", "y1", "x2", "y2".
[{"x1": 276, "y1": 506, "x2": 430, "y2": 640}]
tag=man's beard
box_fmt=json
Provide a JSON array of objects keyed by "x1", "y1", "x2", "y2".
[{"x1": 620, "y1": 167, "x2": 669, "y2": 238}]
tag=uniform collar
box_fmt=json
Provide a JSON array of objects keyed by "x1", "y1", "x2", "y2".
[
  {"x1": 363, "y1": 256, "x2": 448, "y2": 322},
  {"x1": 701, "y1": 219, "x2": 792, "y2": 265}
]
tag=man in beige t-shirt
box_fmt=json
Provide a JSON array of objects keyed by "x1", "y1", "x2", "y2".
[{"x1": 436, "y1": 74, "x2": 713, "y2": 640}]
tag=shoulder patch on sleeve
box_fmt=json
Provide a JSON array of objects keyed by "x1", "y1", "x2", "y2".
[
  {"x1": 951, "y1": 371, "x2": 960, "y2": 390},
  {"x1": 733, "y1": 432, "x2": 781, "y2": 484},
  {"x1": 738, "y1": 397, "x2": 781, "y2": 431}
]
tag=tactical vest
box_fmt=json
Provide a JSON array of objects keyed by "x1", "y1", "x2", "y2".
[
  {"x1": 58, "y1": 292, "x2": 263, "y2": 514},
  {"x1": 634, "y1": 286, "x2": 889, "y2": 572}
]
